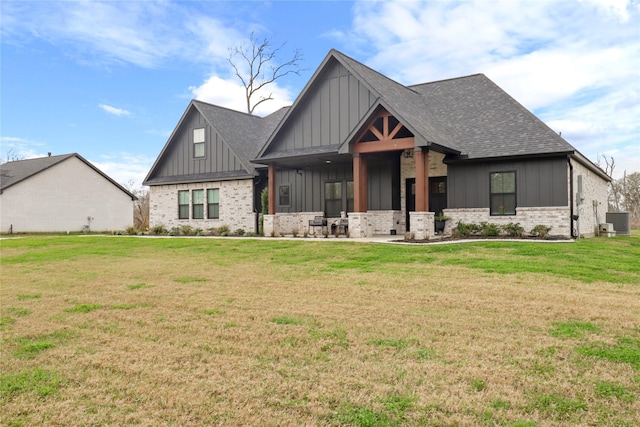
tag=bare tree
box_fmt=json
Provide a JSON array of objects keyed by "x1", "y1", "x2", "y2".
[
  {"x1": 2, "y1": 149, "x2": 24, "y2": 164},
  {"x1": 124, "y1": 179, "x2": 150, "y2": 230},
  {"x1": 599, "y1": 154, "x2": 640, "y2": 228},
  {"x1": 599, "y1": 154, "x2": 621, "y2": 211},
  {"x1": 228, "y1": 33, "x2": 303, "y2": 115}
]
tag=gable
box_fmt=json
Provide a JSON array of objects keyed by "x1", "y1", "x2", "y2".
[
  {"x1": 259, "y1": 58, "x2": 378, "y2": 160},
  {"x1": 0, "y1": 153, "x2": 135, "y2": 199},
  {"x1": 144, "y1": 105, "x2": 251, "y2": 185}
]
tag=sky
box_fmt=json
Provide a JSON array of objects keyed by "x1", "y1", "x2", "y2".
[{"x1": 1, "y1": 0, "x2": 639, "y2": 187}]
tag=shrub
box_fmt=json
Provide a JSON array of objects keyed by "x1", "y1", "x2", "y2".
[
  {"x1": 531, "y1": 224, "x2": 552, "y2": 239},
  {"x1": 151, "y1": 224, "x2": 168, "y2": 235},
  {"x1": 169, "y1": 227, "x2": 180, "y2": 236},
  {"x1": 479, "y1": 221, "x2": 500, "y2": 237},
  {"x1": 234, "y1": 228, "x2": 245, "y2": 236},
  {"x1": 180, "y1": 225, "x2": 193, "y2": 236},
  {"x1": 453, "y1": 221, "x2": 468, "y2": 238},
  {"x1": 501, "y1": 222, "x2": 525, "y2": 237},
  {"x1": 125, "y1": 226, "x2": 137, "y2": 235},
  {"x1": 218, "y1": 225, "x2": 230, "y2": 236}
]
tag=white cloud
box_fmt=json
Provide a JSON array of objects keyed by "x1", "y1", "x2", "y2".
[
  {"x1": 91, "y1": 153, "x2": 156, "y2": 189},
  {"x1": 0, "y1": 136, "x2": 48, "y2": 161},
  {"x1": 189, "y1": 75, "x2": 294, "y2": 116},
  {"x1": 345, "y1": 0, "x2": 640, "y2": 178},
  {"x1": 99, "y1": 104, "x2": 131, "y2": 117},
  {"x1": 0, "y1": 1, "x2": 240, "y2": 69}
]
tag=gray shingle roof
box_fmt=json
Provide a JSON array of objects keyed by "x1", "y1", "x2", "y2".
[
  {"x1": 258, "y1": 49, "x2": 576, "y2": 162},
  {"x1": 0, "y1": 153, "x2": 136, "y2": 199},
  {"x1": 410, "y1": 75, "x2": 575, "y2": 159}
]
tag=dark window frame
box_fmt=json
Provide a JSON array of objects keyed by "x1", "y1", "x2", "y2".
[
  {"x1": 178, "y1": 190, "x2": 189, "y2": 219},
  {"x1": 324, "y1": 181, "x2": 343, "y2": 218},
  {"x1": 207, "y1": 188, "x2": 220, "y2": 219},
  {"x1": 490, "y1": 171, "x2": 517, "y2": 216},
  {"x1": 192, "y1": 189, "x2": 204, "y2": 219},
  {"x1": 278, "y1": 184, "x2": 290, "y2": 207},
  {"x1": 193, "y1": 128, "x2": 205, "y2": 158}
]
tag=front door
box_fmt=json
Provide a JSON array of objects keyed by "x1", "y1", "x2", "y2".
[
  {"x1": 429, "y1": 177, "x2": 447, "y2": 216},
  {"x1": 406, "y1": 178, "x2": 415, "y2": 231}
]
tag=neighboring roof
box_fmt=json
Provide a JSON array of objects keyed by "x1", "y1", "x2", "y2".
[
  {"x1": 257, "y1": 49, "x2": 579, "y2": 163},
  {"x1": 144, "y1": 100, "x2": 289, "y2": 185},
  {"x1": 0, "y1": 153, "x2": 137, "y2": 199}
]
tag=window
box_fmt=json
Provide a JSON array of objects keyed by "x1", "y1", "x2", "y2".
[
  {"x1": 325, "y1": 182, "x2": 342, "y2": 217},
  {"x1": 490, "y1": 172, "x2": 516, "y2": 215},
  {"x1": 279, "y1": 184, "x2": 290, "y2": 206},
  {"x1": 192, "y1": 189, "x2": 204, "y2": 219},
  {"x1": 178, "y1": 190, "x2": 189, "y2": 219},
  {"x1": 346, "y1": 181, "x2": 354, "y2": 213},
  {"x1": 207, "y1": 188, "x2": 219, "y2": 219},
  {"x1": 193, "y1": 128, "x2": 205, "y2": 158}
]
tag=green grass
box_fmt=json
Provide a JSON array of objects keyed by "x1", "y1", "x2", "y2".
[
  {"x1": 549, "y1": 320, "x2": 601, "y2": 338},
  {"x1": 173, "y1": 277, "x2": 208, "y2": 283},
  {"x1": 271, "y1": 315, "x2": 305, "y2": 325},
  {"x1": 594, "y1": 380, "x2": 635, "y2": 402},
  {"x1": 1, "y1": 234, "x2": 638, "y2": 426},
  {"x1": 0, "y1": 368, "x2": 65, "y2": 401},
  {"x1": 577, "y1": 336, "x2": 640, "y2": 370},
  {"x1": 16, "y1": 294, "x2": 40, "y2": 301},
  {"x1": 1, "y1": 234, "x2": 639, "y2": 284},
  {"x1": 527, "y1": 393, "x2": 588, "y2": 421},
  {"x1": 64, "y1": 303, "x2": 103, "y2": 313}
]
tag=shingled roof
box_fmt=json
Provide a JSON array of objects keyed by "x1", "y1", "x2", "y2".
[
  {"x1": 0, "y1": 153, "x2": 136, "y2": 199},
  {"x1": 258, "y1": 49, "x2": 581, "y2": 164}
]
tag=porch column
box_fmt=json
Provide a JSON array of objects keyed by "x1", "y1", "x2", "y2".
[
  {"x1": 268, "y1": 164, "x2": 276, "y2": 215},
  {"x1": 353, "y1": 154, "x2": 368, "y2": 212},
  {"x1": 415, "y1": 148, "x2": 429, "y2": 212}
]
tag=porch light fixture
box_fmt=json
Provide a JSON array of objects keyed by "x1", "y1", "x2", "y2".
[{"x1": 325, "y1": 160, "x2": 332, "y2": 164}]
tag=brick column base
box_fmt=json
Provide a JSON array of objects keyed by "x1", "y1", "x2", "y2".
[
  {"x1": 410, "y1": 212, "x2": 435, "y2": 240},
  {"x1": 263, "y1": 214, "x2": 280, "y2": 237},
  {"x1": 348, "y1": 212, "x2": 371, "y2": 238}
]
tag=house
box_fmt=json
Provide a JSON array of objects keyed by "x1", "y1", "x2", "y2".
[
  {"x1": 143, "y1": 100, "x2": 288, "y2": 233},
  {"x1": 147, "y1": 49, "x2": 610, "y2": 239},
  {"x1": 257, "y1": 50, "x2": 610, "y2": 239},
  {"x1": 0, "y1": 153, "x2": 136, "y2": 233}
]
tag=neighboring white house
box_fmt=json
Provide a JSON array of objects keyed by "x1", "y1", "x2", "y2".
[{"x1": 0, "y1": 153, "x2": 136, "y2": 233}]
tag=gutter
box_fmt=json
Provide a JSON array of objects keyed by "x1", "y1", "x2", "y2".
[{"x1": 568, "y1": 157, "x2": 577, "y2": 238}]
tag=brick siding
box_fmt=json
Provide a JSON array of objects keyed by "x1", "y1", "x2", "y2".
[{"x1": 149, "y1": 179, "x2": 257, "y2": 232}]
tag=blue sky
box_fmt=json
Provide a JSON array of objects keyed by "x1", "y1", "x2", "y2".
[{"x1": 1, "y1": 0, "x2": 638, "y2": 186}]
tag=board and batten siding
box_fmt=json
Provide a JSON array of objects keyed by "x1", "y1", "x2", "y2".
[
  {"x1": 275, "y1": 156, "x2": 399, "y2": 215},
  {"x1": 152, "y1": 109, "x2": 245, "y2": 180},
  {"x1": 267, "y1": 60, "x2": 377, "y2": 154},
  {"x1": 447, "y1": 157, "x2": 569, "y2": 209}
]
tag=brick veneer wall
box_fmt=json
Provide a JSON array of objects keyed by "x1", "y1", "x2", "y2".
[
  {"x1": 443, "y1": 206, "x2": 571, "y2": 237},
  {"x1": 149, "y1": 179, "x2": 257, "y2": 232},
  {"x1": 572, "y1": 159, "x2": 609, "y2": 237}
]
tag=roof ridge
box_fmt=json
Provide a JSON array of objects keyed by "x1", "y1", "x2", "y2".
[{"x1": 408, "y1": 73, "x2": 486, "y2": 88}]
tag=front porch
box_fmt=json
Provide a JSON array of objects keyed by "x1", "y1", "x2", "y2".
[{"x1": 263, "y1": 210, "x2": 440, "y2": 240}]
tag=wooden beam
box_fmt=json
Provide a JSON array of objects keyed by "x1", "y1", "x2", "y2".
[
  {"x1": 352, "y1": 137, "x2": 414, "y2": 154},
  {"x1": 353, "y1": 154, "x2": 368, "y2": 212},
  {"x1": 268, "y1": 164, "x2": 276, "y2": 215}
]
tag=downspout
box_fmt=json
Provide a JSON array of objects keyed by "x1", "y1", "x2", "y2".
[{"x1": 569, "y1": 157, "x2": 576, "y2": 238}]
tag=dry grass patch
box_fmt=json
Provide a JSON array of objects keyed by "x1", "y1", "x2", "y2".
[{"x1": 1, "y1": 235, "x2": 639, "y2": 426}]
